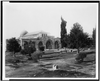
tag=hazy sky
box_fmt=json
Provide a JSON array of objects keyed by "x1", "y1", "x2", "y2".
[{"x1": 3, "y1": 2, "x2": 98, "y2": 39}]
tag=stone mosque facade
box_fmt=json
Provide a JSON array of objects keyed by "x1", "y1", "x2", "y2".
[{"x1": 19, "y1": 31, "x2": 61, "y2": 50}]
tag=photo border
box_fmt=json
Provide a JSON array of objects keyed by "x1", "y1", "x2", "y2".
[{"x1": 1, "y1": 0, "x2": 99, "y2": 81}]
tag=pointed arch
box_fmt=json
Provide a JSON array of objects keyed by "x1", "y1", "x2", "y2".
[
  {"x1": 46, "y1": 39, "x2": 53, "y2": 49},
  {"x1": 38, "y1": 41, "x2": 43, "y2": 48},
  {"x1": 54, "y1": 41, "x2": 59, "y2": 49}
]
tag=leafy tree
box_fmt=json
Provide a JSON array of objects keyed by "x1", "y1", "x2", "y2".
[
  {"x1": 70, "y1": 23, "x2": 84, "y2": 52},
  {"x1": 6, "y1": 37, "x2": 21, "y2": 57},
  {"x1": 92, "y1": 28, "x2": 96, "y2": 47},
  {"x1": 60, "y1": 17, "x2": 67, "y2": 48},
  {"x1": 21, "y1": 41, "x2": 36, "y2": 60},
  {"x1": 69, "y1": 23, "x2": 90, "y2": 63},
  {"x1": 64, "y1": 34, "x2": 71, "y2": 48}
]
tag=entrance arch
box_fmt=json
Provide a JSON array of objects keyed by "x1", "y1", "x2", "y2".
[
  {"x1": 38, "y1": 41, "x2": 43, "y2": 48},
  {"x1": 54, "y1": 41, "x2": 59, "y2": 49},
  {"x1": 46, "y1": 39, "x2": 53, "y2": 49}
]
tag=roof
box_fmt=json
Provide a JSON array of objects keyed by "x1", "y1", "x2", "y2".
[
  {"x1": 20, "y1": 31, "x2": 49, "y2": 39},
  {"x1": 24, "y1": 31, "x2": 48, "y2": 37}
]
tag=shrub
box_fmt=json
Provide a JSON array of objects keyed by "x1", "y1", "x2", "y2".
[
  {"x1": 6, "y1": 38, "x2": 21, "y2": 57},
  {"x1": 31, "y1": 50, "x2": 44, "y2": 62},
  {"x1": 20, "y1": 44, "x2": 36, "y2": 60},
  {"x1": 20, "y1": 49, "x2": 27, "y2": 55},
  {"x1": 75, "y1": 50, "x2": 95, "y2": 63},
  {"x1": 38, "y1": 46, "x2": 45, "y2": 51}
]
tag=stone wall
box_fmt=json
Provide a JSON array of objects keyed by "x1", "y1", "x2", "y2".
[{"x1": 20, "y1": 34, "x2": 61, "y2": 50}]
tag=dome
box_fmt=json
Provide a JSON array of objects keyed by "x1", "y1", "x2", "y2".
[{"x1": 20, "y1": 30, "x2": 28, "y2": 37}]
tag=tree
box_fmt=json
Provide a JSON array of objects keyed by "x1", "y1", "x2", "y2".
[
  {"x1": 6, "y1": 37, "x2": 21, "y2": 57},
  {"x1": 21, "y1": 41, "x2": 36, "y2": 60},
  {"x1": 69, "y1": 23, "x2": 89, "y2": 63},
  {"x1": 92, "y1": 28, "x2": 96, "y2": 47},
  {"x1": 85, "y1": 37, "x2": 93, "y2": 48},
  {"x1": 66, "y1": 34, "x2": 71, "y2": 48},
  {"x1": 60, "y1": 17, "x2": 67, "y2": 48},
  {"x1": 70, "y1": 23, "x2": 84, "y2": 52}
]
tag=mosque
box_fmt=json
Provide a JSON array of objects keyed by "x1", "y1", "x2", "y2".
[
  {"x1": 18, "y1": 17, "x2": 68, "y2": 50},
  {"x1": 19, "y1": 31, "x2": 61, "y2": 50}
]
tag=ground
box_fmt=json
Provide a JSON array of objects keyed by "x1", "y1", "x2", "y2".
[{"x1": 5, "y1": 49, "x2": 96, "y2": 78}]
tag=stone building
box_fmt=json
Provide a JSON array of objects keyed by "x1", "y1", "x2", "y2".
[{"x1": 19, "y1": 31, "x2": 61, "y2": 50}]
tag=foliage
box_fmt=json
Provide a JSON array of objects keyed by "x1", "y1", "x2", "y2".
[
  {"x1": 69, "y1": 23, "x2": 92, "y2": 63},
  {"x1": 64, "y1": 34, "x2": 70, "y2": 48},
  {"x1": 31, "y1": 51, "x2": 43, "y2": 62},
  {"x1": 20, "y1": 41, "x2": 36, "y2": 60},
  {"x1": 39, "y1": 45, "x2": 45, "y2": 51},
  {"x1": 75, "y1": 53, "x2": 87, "y2": 63},
  {"x1": 85, "y1": 37, "x2": 93, "y2": 48},
  {"x1": 69, "y1": 23, "x2": 89, "y2": 51},
  {"x1": 75, "y1": 50, "x2": 95, "y2": 63},
  {"x1": 60, "y1": 18, "x2": 67, "y2": 48},
  {"x1": 6, "y1": 37, "x2": 21, "y2": 55},
  {"x1": 31, "y1": 45, "x2": 45, "y2": 62},
  {"x1": 92, "y1": 28, "x2": 96, "y2": 47},
  {"x1": 21, "y1": 45, "x2": 36, "y2": 55}
]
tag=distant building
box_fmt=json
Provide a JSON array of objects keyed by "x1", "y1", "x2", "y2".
[{"x1": 19, "y1": 31, "x2": 61, "y2": 50}]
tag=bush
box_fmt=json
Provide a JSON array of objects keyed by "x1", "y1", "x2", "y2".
[
  {"x1": 39, "y1": 46, "x2": 45, "y2": 51},
  {"x1": 20, "y1": 46, "x2": 36, "y2": 55},
  {"x1": 75, "y1": 50, "x2": 95, "y2": 63},
  {"x1": 6, "y1": 38, "x2": 21, "y2": 56},
  {"x1": 20, "y1": 49, "x2": 27, "y2": 55},
  {"x1": 31, "y1": 50, "x2": 44, "y2": 62},
  {"x1": 75, "y1": 53, "x2": 87, "y2": 63}
]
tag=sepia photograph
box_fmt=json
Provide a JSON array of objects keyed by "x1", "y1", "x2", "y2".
[{"x1": 3, "y1": 1, "x2": 98, "y2": 80}]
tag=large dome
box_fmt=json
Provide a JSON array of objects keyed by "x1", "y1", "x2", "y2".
[{"x1": 20, "y1": 30, "x2": 28, "y2": 37}]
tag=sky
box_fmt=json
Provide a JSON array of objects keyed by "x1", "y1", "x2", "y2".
[{"x1": 3, "y1": 2, "x2": 98, "y2": 39}]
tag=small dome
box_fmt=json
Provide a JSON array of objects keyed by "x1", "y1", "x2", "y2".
[{"x1": 20, "y1": 30, "x2": 28, "y2": 37}]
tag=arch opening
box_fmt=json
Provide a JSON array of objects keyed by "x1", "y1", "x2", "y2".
[
  {"x1": 46, "y1": 40, "x2": 53, "y2": 49},
  {"x1": 38, "y1": 41, "x2": 43, "y2": 48},
  {"x1": 31, "y1": 41, "x2": 36, "y2": 48},
  {"x1": 54, "y1": 41, "x2": 59, "y2": 49}
]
